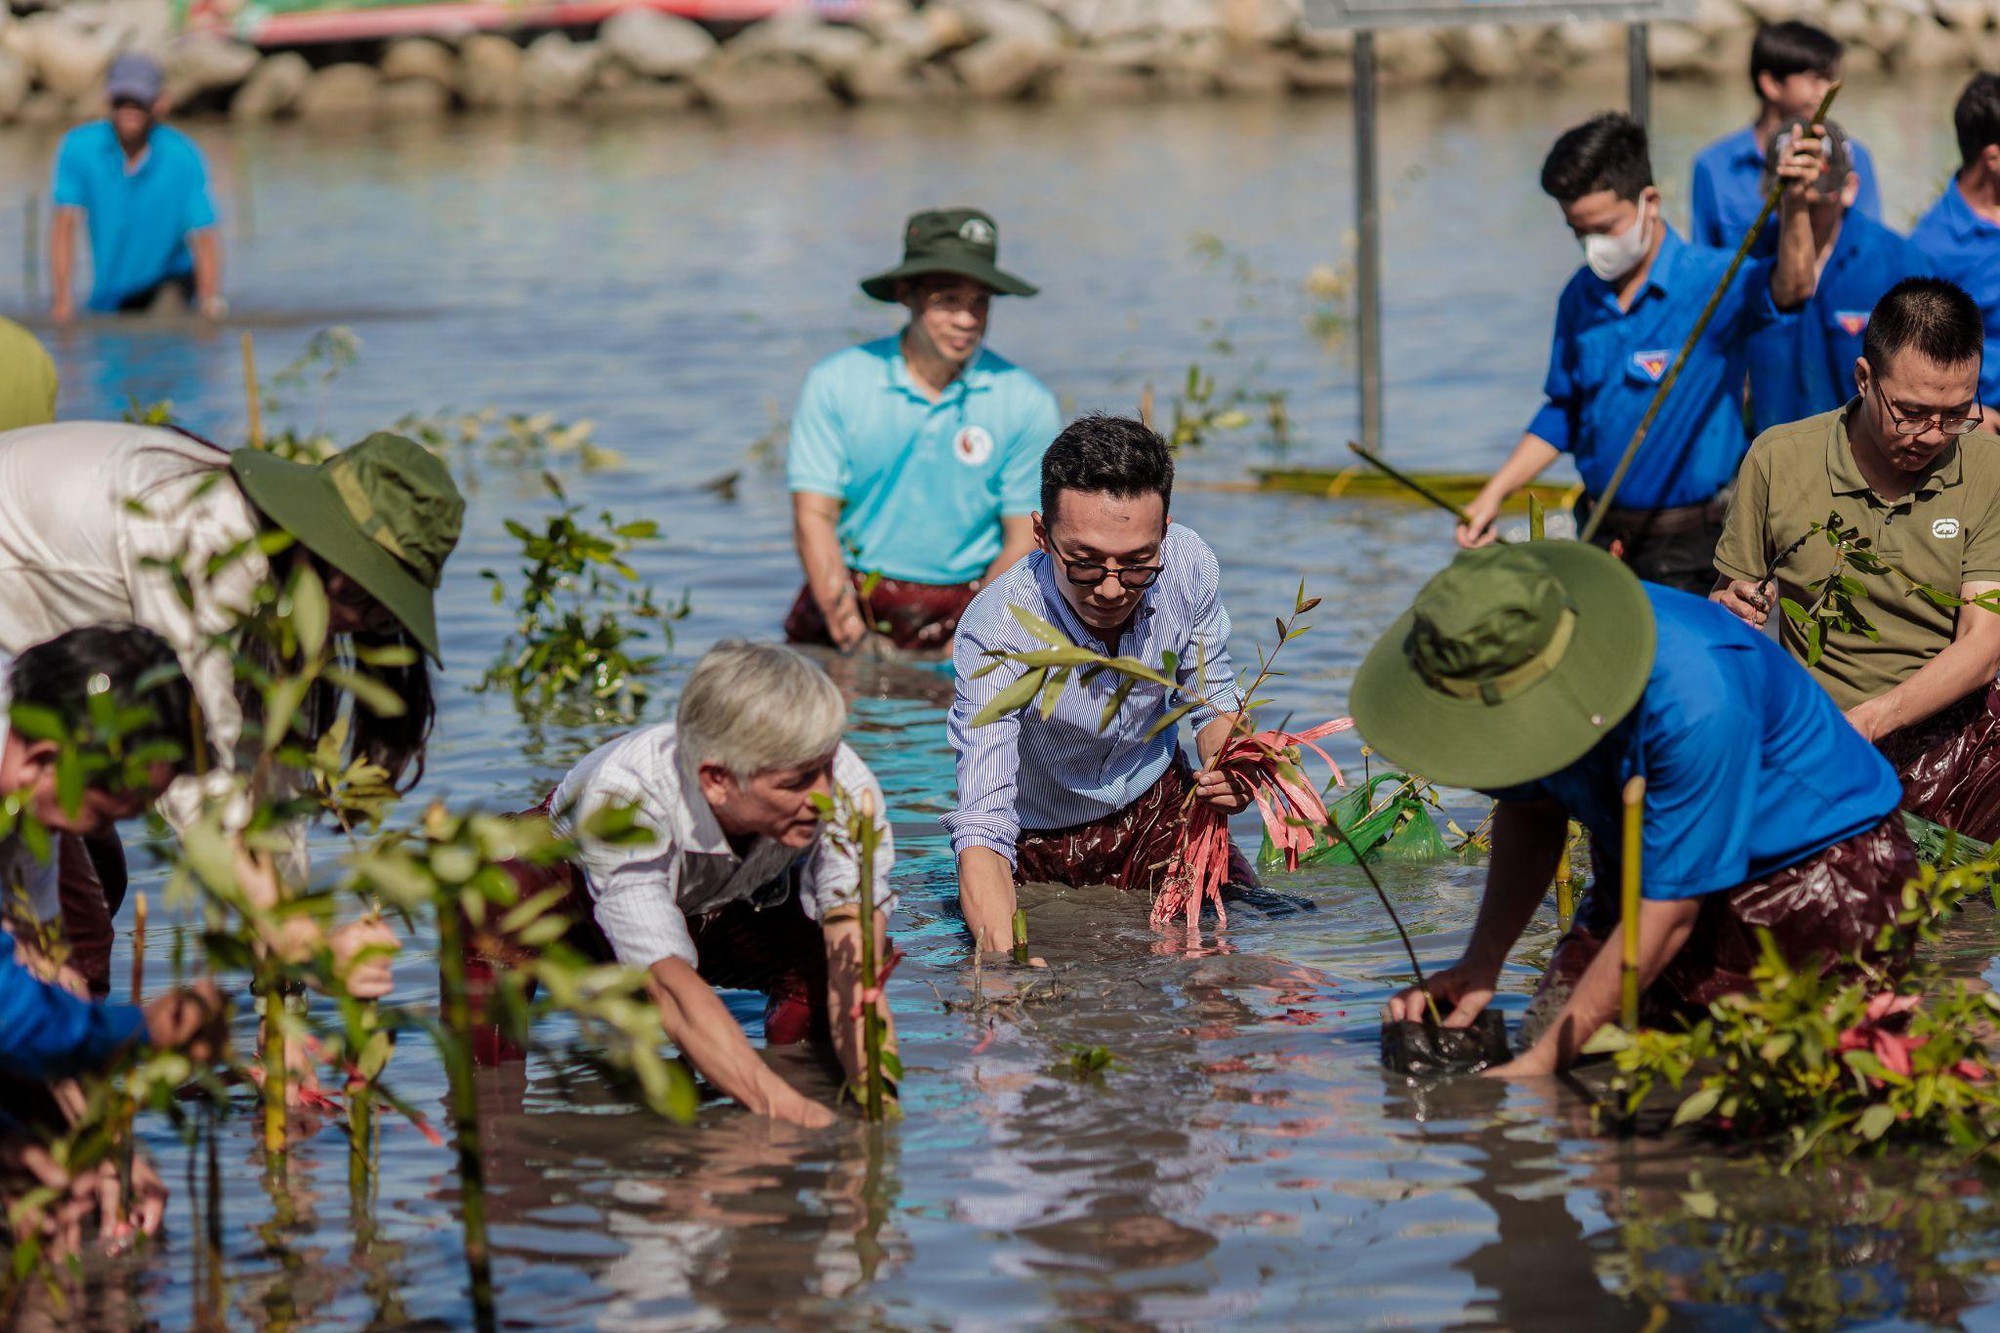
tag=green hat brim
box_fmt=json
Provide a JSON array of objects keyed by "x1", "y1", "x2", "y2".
[
  {"x1": 1348, "y1": 542, "x2": 1657, "y2": 791},
  {"x1": 859, "y1": 256, "x2": 1038, "y2": 302},
  {"x1": 229, "y1": 448, "x2": 444, "y2": 663}
]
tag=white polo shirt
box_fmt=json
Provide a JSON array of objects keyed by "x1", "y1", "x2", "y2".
[{"x1": 549, "y1": 722, "x2": 896, "y2": 971}]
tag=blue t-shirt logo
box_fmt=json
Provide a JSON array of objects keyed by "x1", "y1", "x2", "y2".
[
  {"x1": 1836, "y1": 311, "x2": 1870, "y2": 336},
  {"x1": 1632, "y1": 349, "x2": 1670, "y2": 382}
]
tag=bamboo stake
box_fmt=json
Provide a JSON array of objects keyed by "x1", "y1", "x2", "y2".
[
  {"x1": 434, "y1": 898, "x2": 495, "y2": 1331},
  {"x1": 1580, "y1": 83, "x2": 1842, "y2": 541},
  {"x1": 1011, "y1": 907, "x2": 1029, "y2": 966},
  {"x1": 1527, "y1": 492, "x2": 1546, "y2": 542},
  {"x1": 1620, "y1": 777, "x2": 1645, "y2": 1031},
  {"x1": 856, "y1": 790, "x2": 889, "y2": 1122},
  {"x1": 241, "y1": 332, "x2": 262, "y2": 449},
  {"x1": 1554, "y1": 828, "x2": 1575, "y2": 933},
  {"x1": 1347, "y1": 441, "x2": 1478, "y2": 528},
  {"x1": 129, "y1": 891, "x2": 147, "y2": 1005}
]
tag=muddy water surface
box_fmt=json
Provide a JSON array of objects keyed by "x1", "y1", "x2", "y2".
[{"x1": 2, "y1": 73, "x2": 1999, "y2": 1329}]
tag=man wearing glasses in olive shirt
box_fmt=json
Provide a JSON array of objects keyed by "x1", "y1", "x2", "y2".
[
  {"x1": 1712, "y1": 277, "x2": 2000, "y2": 842},
  {"x1": 944, "y1": 415, "x2": 1258, "y2": 956}
]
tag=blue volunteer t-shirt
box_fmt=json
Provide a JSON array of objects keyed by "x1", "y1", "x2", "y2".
[
  {"x1": 1911, "y1": 181, "x2": 2000, "y2": 408},
  {"x1": 1748, "y1": 211, "x2": 1934, "y2": 436},
  {"x1": 1528, "y1": 227, "x2": 1787, "y2": 510},
  {"x1": 1486, "y1": 585, "x2": 1901, "y2": 901},
  {"x1": 787, "y1": 336, "x2": 1062, "y2": 586},
  {"x1": 52, "y1": 121, "x2": 218, "y2": 312},
  {"x1": 1689, "y1": 124, "x2": 1881, "y2": 252}
]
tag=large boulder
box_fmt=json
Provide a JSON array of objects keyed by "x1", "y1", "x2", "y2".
[
  {"x1": 460, "y1": 33, "x2": 524, "y2": 109},
  {"x1": 381, "y1": 77, "x2": 452, "y2": 116},
  {"x1": 296, "y1": 62, "x2": 383, "y2": 121},
  {"x1": 96, "y1": 0, "x2": 175, "y2": 59},
  {"x1": 230, "y1": 51, "x2": 310, "y2": 120},
  {"x1": 380, "y1": 38, "x2": 459, "y2": 93},
  {"x1": 20, "y1": 13, "x2": 115, "y2": 100},
  {"x1": 599, "y1": 7, "x2": 715, "y2": 79},
  {"x1": 1284, "y1": 52, "x2": 1352, "y2": 94},
  {"x1": 521, "y1": 31, "x2": 598, "y2": 106},
  {"x1": 1213, "y1": 48, "x2": 1288, "y2": 95},
  {"x1": 840, "y1": 44, "x2": 937, "y2": 101},
  {"x1": 1438, "y1": 23, "x2": 1517, "y2": 81},
  {"x1": 692, "y1": 52, "x2": 838, "y2": 113},
  {"x1": 952, "y1": 33, "x2": 1057, "y2": 98},
  {"x1": 0, "y1": 49, "x2": 28, "y2": 121},
  {"x1": 948, "y1": 0, "x2": 1066, "y2": 46},
  {"x1": 585, "y1": 78, "x2": 698, "y2": 114},
  {"x1": 1896, "y1": 15, "x2": 1977, "y2": 68},
  {"x1": 732, "y1": 11, "x2": 873, "y2": 76},
  {"x1": 877, "y1": 7, "x2": 977, "y2": 61},
  {"x1": 1372, "y1": 26, "x2": 1449, "y2": 83},
  {"x1": 1648, "y1": 24, "x2": 1714, "y2": 77},
  {"x1": 162, "y1": 33, "x2": 258, "y2": 101},
  {"x1": 1220, "y1": 0, "x2": 1296, "y2": 47}
]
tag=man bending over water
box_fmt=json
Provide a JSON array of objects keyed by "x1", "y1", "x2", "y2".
[
  {"x1": 469, "y1": 641, "x2": 896, "y2": 1127},
  {"x1": 946, "y1": 414, "x2": 1256, "y2": 956},
  {"x1": 1355, "y1": 544, "x2": 1911, "y2": 1076}
]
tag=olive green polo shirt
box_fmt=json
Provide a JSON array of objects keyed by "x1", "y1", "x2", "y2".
[
  {"x1": 1714, "y1": 403, "x2": 2000, "y2": 710},
  {"x1": 0, "y1": 318, "x2": 56, "y2": 434}
]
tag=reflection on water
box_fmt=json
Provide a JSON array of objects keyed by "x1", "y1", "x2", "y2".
[{"x1": 3, "y1": 73, "x2": 1999, "y2": 1327}]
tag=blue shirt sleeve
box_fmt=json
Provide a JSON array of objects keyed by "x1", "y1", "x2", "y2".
[
  {"x1": 1689, "y1": 154, "x2": 1724, "y2": 250},
  {"x1": 1850, "y1": 139, "x2": 1881, "y2": 224},
  {"x1": 1174, "y1": 532, "x2": 1241, "y2": 731},
  {"x1": 1724, "y1": 255, "x2": 1787, "y2": 342},
  {"x1": 50, "y1": 130, "x2": 89, "y2": 210},
  {"x1": 785, "y1": 361, "x2": 849, "y2": 499},
  {"x1": 944, "y1": 596, "x2": 1027, "y2": 862},
  {"x1": 1636, "y1": 692, "x2": 1758, "y2": 900},
  {"x1": 0, "y1": 934, "x2": 145, "y2": 1081},
  {"x1": 1529, "y1": 285, "x2": 1577, "y2": 451},
  {"x1": 999, "y1": 384, "x2": 1061, "y2": 517}
]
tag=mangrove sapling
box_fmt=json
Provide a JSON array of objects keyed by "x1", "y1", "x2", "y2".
[
  {"x1": 1774, "y1": 514, "x2": 2000, "y2": 667},
  {"x1": 479, "y1": 471, "x2": 689, "y2": 721},
  {"x1": 1051, "y1": 1043, "x2": 1119, "y2": 1083},
  {"x1": 816, "y1": 785, "x2": 903, "y2": 1120}
]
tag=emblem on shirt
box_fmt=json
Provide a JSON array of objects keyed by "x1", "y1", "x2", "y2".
[
  {"x1": 1836, "y1": 311, "x2": 1870, "y2": 337},
  {"x1": 959, "y1": 217, "x2": 996, "y2": 246},
  {"x1": 1632, "y1": 350, "x2": 1670, "y2": 381},
  {"x1": 954, "y1": 425, "x2": 995, "y2": 466},
  {"x1": 1934, "y1": 517, "x2": 1962, "y2": 539}
]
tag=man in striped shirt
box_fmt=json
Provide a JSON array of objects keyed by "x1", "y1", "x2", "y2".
[{"x1": 946, "y1": 415, "x2": 1253, "y2": 954}]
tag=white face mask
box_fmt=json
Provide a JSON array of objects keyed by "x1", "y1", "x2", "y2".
[{"x1": 1582, "y1": 201, "x2": 1652, "y2": 282}]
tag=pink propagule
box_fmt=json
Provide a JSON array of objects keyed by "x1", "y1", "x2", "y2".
[{"x1": 1143, "y1": 719, "x2": 1354, "y2": 937}]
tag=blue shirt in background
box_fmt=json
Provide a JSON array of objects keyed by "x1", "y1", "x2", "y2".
[
  {"x1": 787, "y1": 336, "x2": 1061, "y2": 586},
  {"x1": 1528, "y1": 226, "x2": 1786, "y2": 510},
  {"x1": 51, "y1": 121, "x2": 217, "y2": 312},
  {"x1": 1690, "y1": 124, "x2": 1881, "y2": 252},
  {"x1": 944, "y1": 523, "x2": 1241, "y2": 862},
  {"x1": 1911, "y1": 181, "x2": 2000, "y2": 408},
  {"x1": 1748, "y1": 211, "x2": 1934, "y2": 436},
  {"x1": 0, "y1": 932, "x2": 144, "y2": 1083},
  {"x1": 1486, "y1": 585, "x2": 1901, "y2": 901}
]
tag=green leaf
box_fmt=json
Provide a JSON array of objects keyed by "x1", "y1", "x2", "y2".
[
  {"x1": 1142, "y1": 701, "x2": 1198, "y2": 741},
  {"x1": 1857, "y1": 1102, "x2": 1897, "y2": 1142},
  {"x1": 1100, "y1": 676, "x2": 1137, "y2": 732},
  {"x1": 323, "y1": 667, "x2": 408, "y2": 719},
  {"x1": 1037, "y1": 668, "x2": 1068, "y2": 721},
  {"x1": 289, "y1": 564, "x2": 330, "y2": 659},
  {"x1": 1005, "y1": 603, "x2": 1069, "y2": 648},
  {"x1": 1579, "y1": 1024, "x2": 1633, "y2": 1055},
  {"x1": 972, "y1": 667, "x2": 1048, "y2": 728},
  {"x1": 1671, "y1": 1084, "x2": 1722, "y2": 1127}
]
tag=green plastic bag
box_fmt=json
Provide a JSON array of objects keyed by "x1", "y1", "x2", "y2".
[{"x1": 1258, "y1": 772, "x2": 1448, "y2": 868}]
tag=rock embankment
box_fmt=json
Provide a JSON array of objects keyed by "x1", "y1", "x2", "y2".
[{"x1": 0, "y1": 0, "x2": 1992, "y2": 124}]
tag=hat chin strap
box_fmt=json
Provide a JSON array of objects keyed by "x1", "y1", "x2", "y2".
[{"x1": 1424, "y1": 606, "x2": 1578, "y2": 706}]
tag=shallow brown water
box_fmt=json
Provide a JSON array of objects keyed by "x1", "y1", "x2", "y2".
[{"x1": 2, "y1": 72, "x2": 1999, "y2": 1330}]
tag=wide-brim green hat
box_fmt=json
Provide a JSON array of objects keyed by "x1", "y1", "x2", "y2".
[
  {"x1": 230, "y1": 433, "x2": 465, "y2": 662},
  {"x1": 1349, "y1": 541, "x2": 1656, "y2": 791},
  {"x1": 860, "y1": 207, "x2": 1038, "y2": 302}
]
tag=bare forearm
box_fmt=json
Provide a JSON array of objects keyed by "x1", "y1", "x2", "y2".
[
  {"x1": 1523, "y1": 897, "x2": 1698, "y2": 1070},
  {"x1": 824, "y1": 912, "x2": 898, "y2": 1090},
  {"x1": 957, "y1": 846, "x2": 1018, "y2": 953},
  {"x1": 1869, "y1": 637, "x2": 2000, "y2": 734},
  {"x1": 1771, "y1": 201, "x2": 1817, "y2": 310},
  {"x1": 1195, "y1": 713, "x2": 1239, "y2": 769},
  {"x1": 49, "y1": 213, "x2": 76, "y2": 305},
  {"x1": 1476, "y1": 435, "x2": 1562, "y2": 507},
  {"x1": 793, "y1": 506, "x2": 853, "y2": 612},
  {"x1": 648, "y1": 960, "x2": 812, "y2": 1117},
  {"x1": 1463, "y1": 800, "x2": 1569, "y2": 972},
  {"x1": 982, "y1": 517, "x2": 1035, "y2": 587},
  {"x1": 190, "y1": 229, "x2": 222, "y2": 304}
]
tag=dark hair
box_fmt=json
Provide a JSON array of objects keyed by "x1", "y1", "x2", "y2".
[
  {"x1": 1040, "y1": 413, "x2": 1175, "y2": 523},
  {"x1": 1749, "y1": 21, "x2": 1842, "y2": 96},
  {"x1": 1863, "y1": 277, "x2": 1986, "y2": 375},
  {"x1": 10, "y1": 624, "x2": 197, "y2": 783},
  {"x1": 1955, "y1": 73, "x2": 2000, "y2": 169},
  {"x1": 1540, "y1": 113, "x2": 1653, "y2": 205}
]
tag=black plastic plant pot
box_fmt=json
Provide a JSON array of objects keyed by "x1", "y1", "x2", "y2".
[{"x1": 1380, "y1": 1009, "x2": 1511, "y2": 1077}]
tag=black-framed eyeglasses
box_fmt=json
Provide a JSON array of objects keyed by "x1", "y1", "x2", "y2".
[
  {"x1": 1872, "y1": 378, "x2": 1983, "y2": 437},
  {"x1": 1049, "y1": 546, "x2": 1164, "y2": 590}
]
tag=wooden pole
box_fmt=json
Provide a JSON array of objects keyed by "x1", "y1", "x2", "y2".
[
  {"x1": 1581, "y1": 83, "x2": 1841, "y2": 541},
  {"x1": 1347, "y1": 441, "x2": 1479, "y2": 529},
  {"x1": 1620, "y1": 777, "x2": 1645, "y2": 1030},
  {"x1": 241, "y1": 332, "x2": 262, "y2": 449},
  {"x1": 129, "y1": 892, "x2": 147, "y2": 1005}
]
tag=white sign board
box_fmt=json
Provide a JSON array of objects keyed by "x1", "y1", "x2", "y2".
[{"x1": 1303, "y1": 0, "x2": 1695, "y2": 28}]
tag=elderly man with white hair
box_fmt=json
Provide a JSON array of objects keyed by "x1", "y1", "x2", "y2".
[{"x1": 468, "y1": 640, "x2": 897, "y2": 1128}]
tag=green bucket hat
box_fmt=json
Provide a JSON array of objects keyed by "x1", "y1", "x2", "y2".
[
  {"x1": 229, "y1": 433, "x2": 465, "y2": 662},
  {"x1": 1349, "y1": 542, "x2": 1657, "y2": 791},
  {"x1": 859, "y1": 207, "x2": 1038, "y2": 302}
]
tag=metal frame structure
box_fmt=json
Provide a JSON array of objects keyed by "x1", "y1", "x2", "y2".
[{"x1": 1303, "y1": 0, "x2": 1697, "y2": 448}]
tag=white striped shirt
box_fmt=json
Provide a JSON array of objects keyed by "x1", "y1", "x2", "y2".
[{"x1": 944, "y1": 523, "x2": 1240, "y2": 862}]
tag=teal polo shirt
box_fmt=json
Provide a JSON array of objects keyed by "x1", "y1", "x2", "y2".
[
  {"x1": 51, "y1": 122, "x2": 217, "y2": 312},
  {"x1": 787, "y1": 336, "x2": 1061, "y2": 586}
]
